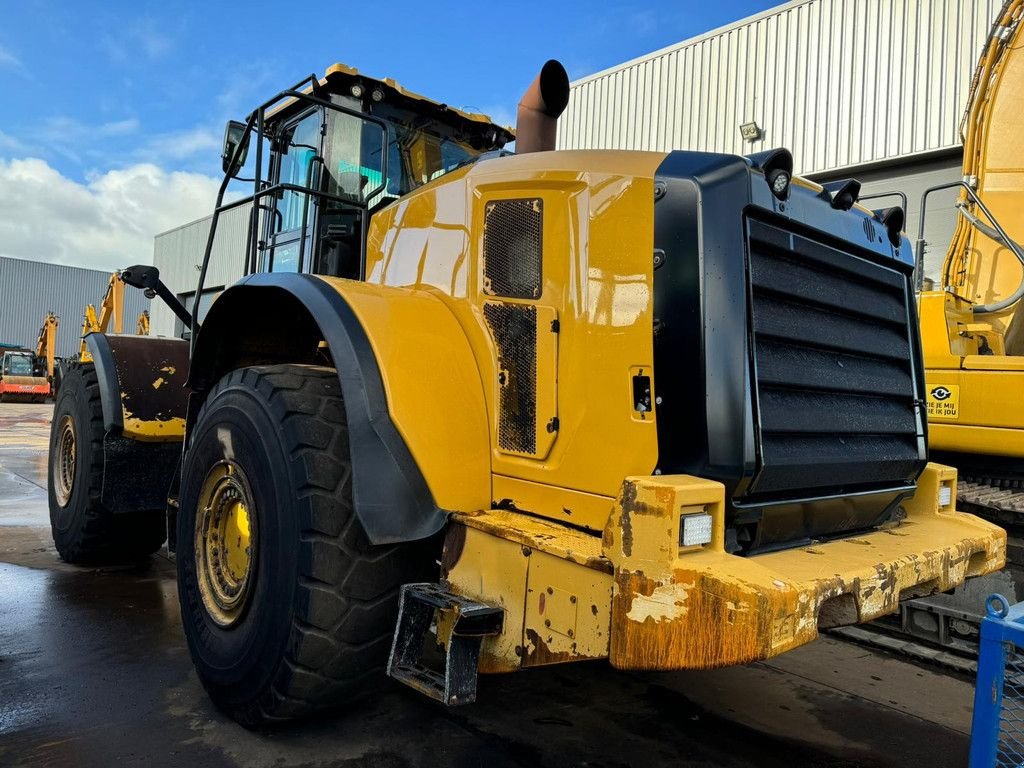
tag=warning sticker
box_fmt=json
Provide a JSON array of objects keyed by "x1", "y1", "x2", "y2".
[{"x1": 926, "y1": 384, "x2": 960, "y2": 420}]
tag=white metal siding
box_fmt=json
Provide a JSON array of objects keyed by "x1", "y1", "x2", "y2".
[
  {"x1": 558, "y1": 0, "x2": 1003, "y2": 176},
  {"x1": 0, "y1": 256, "x2": 150, "y2": 358},
  {"x1": 150, "y1": 204, "x2": 252, "y2": 338}
]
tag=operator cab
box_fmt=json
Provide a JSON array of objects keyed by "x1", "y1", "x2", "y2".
[
  {"x1": 1, "y1": 351, "x2": 34, "y2": 378},
  {"x1": 222, "y1": 64, "x2": 514, "y2": 281}
]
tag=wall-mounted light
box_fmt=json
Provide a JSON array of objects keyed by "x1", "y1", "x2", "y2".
[{"x1": 740, "y1": 121, "x2": 762, "y2": 142}]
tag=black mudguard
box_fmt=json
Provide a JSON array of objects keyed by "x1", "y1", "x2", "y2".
[{"x1": 187, "y1": 273, "x2": 445, "y2": 546}]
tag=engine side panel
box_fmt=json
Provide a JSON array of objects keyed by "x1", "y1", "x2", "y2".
[{"x1": 363, "y1": 150, "x2": 666, "y2": 531}]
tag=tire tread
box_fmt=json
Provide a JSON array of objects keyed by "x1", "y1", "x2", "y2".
[
  {"x1": 49, "y1": 362, "x2": 165, "y2": 562},
  {"x1": 188, "y1": 364, "x2": 432, "y2": 725}
]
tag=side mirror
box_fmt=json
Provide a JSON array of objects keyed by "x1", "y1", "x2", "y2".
[{"x1": 221, "y1": 120, "x2": 250, "y2": 176}]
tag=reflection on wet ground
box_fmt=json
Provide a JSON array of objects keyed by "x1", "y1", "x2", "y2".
[{"x1": 0, "y1": 403, "x2": 976, "y2": 767}]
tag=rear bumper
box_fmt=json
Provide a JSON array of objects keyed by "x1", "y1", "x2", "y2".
[{"x1": 606, "y1": 464, "x2": 1005, "y2": 670}]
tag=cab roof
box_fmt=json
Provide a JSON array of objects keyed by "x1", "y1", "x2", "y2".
[{"x1": 267, "y1": 63, "x2": 516, "y2": 146}]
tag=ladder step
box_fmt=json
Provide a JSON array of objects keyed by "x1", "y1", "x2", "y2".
[{"x1": 387, "y1": 583, "x2": 503, "y2": 706}]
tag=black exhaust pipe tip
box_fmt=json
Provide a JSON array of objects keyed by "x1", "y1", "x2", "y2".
[{"x1": 538, "y1": 60, "x2": 570, "y2": 118}]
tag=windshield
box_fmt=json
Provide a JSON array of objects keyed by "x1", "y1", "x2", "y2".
[
  {"x1": 261, "y1": 102, "x2": 492, "y2": 277},
  {"x1": 323, "y1": 107, "x2": 484, "y2": 207},
  {"x1": 4, "y1": 354, "x2": 33, "y2": 376}
]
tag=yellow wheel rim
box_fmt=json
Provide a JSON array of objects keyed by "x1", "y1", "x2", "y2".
[
  {"x1": 53, "y1": 415, "x2": 76, "y2": 508},
  {"x1": 195, "y1": 461, "x2": 257, "y2": 627}
]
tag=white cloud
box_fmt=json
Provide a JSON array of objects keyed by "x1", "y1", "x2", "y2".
[
  {"x1": 38, "y1": 116, "x2": 141, "y2": 144},
  {"x1": 0, "y1": 130, "x2": 27, "y2": 153},
  {"x1": 0, "y1": 45, "x2": 21, "y2": 68},
  {"x1": 0, "y1": 158, "x2": 220, "y2": 272},
  {"x1": 141, "y1": 126, "x2": 220, "y2": 162},
  {"x1": 100, "y1": 18, "x2": 174, "y2": 64},
  {"x1": 0, "y1": 116, "x2": 221, "y2": 174},
  {"x1": 0, "y1": 44, "x2": 28, "y2": 78}
]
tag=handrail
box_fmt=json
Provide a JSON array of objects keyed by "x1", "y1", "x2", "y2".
[
  {"x1": 191, "y1": 76, "x2": 391, "y2": 352},
  {"x1": 859, "y1": 190, "x2": 908, "y2": 217},
  {"x1": 917, "y1": 180, "x2": 1024, "y2": 312}
]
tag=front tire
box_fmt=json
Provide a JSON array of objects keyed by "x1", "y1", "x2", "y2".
[
  {"x1": 177, "y1": 365, "x2": 435, "y2": 726},
  {"x1": 48, "y1": 363, "x2": 166, "y2": 563}
]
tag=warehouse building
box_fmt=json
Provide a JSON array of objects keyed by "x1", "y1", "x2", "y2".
[
  {"x1": 150, "y1": 207, "x2": 250, "y2": 341},
  {"x1": 0, "y1": 256, "x2": 150, "y2": 358},
  {"x1": 151, "y1": 0, "x2": 1004, "y2": 338},
  {"x1": 557, "y1": 0, "x2": 1004, "y2": 280}
]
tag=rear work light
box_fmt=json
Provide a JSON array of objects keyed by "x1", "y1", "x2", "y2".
[
  {"x1": 680, "y1": 509, "x2": 713, "y2": 548},
  {"x1": 939, "y1": 483, "x2": 953, "y2": 509}
]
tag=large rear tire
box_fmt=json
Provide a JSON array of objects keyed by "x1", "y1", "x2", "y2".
[
  {"x1": 47, "y1": 363, "x2": 166, "y2": 563},
  {"x1": 177, "y1": 364, "x2": 436, "y2": 726}
]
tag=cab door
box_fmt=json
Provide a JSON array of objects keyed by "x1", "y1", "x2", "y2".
[{"x1": 263, "y1": 109, "x2": 323, "y2": 273}]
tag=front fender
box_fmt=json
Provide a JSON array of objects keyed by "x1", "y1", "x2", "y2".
[{"x1": 189, "y1": 273, "x2": 491, "y2": 545}]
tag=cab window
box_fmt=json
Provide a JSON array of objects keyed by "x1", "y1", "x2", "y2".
[{"x1": 266, "y1": 110, "x2": 322, "y2": 273}]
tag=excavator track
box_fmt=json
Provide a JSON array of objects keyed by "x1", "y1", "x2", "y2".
[{"x1": 957, "y1": 477, "x2": 1024, "y2": 525}]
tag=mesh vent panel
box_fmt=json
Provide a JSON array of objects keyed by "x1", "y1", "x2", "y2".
[
  {"x1": 483, "y1": 198, "x2": 543, "y2": 299},
  {"x1": 484, "y1": 302, "x2": 537, "y2": 454}
]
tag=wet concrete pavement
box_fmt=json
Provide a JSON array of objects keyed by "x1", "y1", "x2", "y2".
[{"x1": 0, "y1": 403, "x2": 977, "y2": 767}]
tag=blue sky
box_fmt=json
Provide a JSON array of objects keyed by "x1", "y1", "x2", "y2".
[{"x1": 0, "y1": 0, "x2": 778, "y2": 269}]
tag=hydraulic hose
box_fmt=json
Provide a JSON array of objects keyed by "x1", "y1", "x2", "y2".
[{"x1": 956, "y1": 201, "x2": 1024, "y2": 313}]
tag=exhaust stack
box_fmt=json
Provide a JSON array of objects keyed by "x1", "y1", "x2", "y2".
[{"x1": 516, "y1": 60, "x2": 570, "y2": 154}]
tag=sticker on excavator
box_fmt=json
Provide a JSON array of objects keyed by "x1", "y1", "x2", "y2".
[{"x1": 927, "y1": 384, "x2": 960, "y2": 420}]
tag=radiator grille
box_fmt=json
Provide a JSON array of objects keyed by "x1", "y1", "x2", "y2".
[
  {"x1": 483, "y1": 302, "x2": 537, "y2": 454},
  {"x1": 746, "y1": 218, "x2": 922, "y2": 497},
  {"x1": 483, "y1": 198, "x2": 543, "y2": 299}
]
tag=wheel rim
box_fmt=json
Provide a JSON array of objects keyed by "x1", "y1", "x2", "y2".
[
  {"x1": 53, "y1": 415, "x2": 76, "y2": 507},
  {"x1": 195, "y1": 461, "x2": 257, "y2": 627}
]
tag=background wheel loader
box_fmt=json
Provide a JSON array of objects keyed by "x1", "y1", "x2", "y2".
[{"x1": 47, "y1": 58, "x2": 1005, "y2": 726}]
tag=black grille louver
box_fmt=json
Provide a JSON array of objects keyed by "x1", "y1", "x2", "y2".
[
  {"x1": 745, "y1": 218, "x2": 922, "y2": 498},
  {"x1": 482, "y1": 198, "x2": 543, "y2": 299},
  {"x1": 651, "y1": 151, "x2": 927, "y2": 553},
  {"x1": 483, "y1": 302, "x2": 538, "y2": 455}
]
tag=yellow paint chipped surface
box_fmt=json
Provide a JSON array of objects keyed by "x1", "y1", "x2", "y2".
[
  {"x1": 605, "y1": 466, "x2": 1006, "y2": 671},
  {"x1": 624, "y1": 581, "x2": 690, "y2": 623}
]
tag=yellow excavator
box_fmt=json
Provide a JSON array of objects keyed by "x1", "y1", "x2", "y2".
[
  {"x1": 79, "y1": 272, "x2": 127, "y2": 363},
  {"x1": 46, "y1": 58, "x2": 1003, "y2": 726},
  {"x1": 36, "y1": 312, "x2": 59, "y2": 397},
  {"x1": 78, "y1": 272, "x2": 150, "y2": 363},
  {"x1": 0, "y1": 313, "x2": 58, "y2": 403},
  {"x1": 909, "y1": 0, "x2": 1024, "y2": 651}
]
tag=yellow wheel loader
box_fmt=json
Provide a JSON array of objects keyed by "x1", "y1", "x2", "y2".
[{"x1": 47, "y1": 59, "x2": 1004, "y2": 725}]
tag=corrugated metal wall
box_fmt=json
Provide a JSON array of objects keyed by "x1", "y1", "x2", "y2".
[
  {"x1": 0, "y1": 256, "x2": 150, "y2": 358},
  {"x1": 558, "y1": 0, "x2": 1003, "y2": 176},
  {"x1": 150, "y1": 204, "x2": 252, "y2": 338}
]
